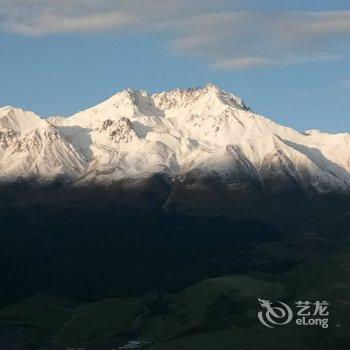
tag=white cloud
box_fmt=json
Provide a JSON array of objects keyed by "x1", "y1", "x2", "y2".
[
  {"x1": 5, "y1": 11, "x2": 135, "y2": 35},
  {"x1": 0, "y1": 0, "x2": 209, "y2": 35},
  {"x1": 211, "y1": 57, "x2": 276, "y2": 70},
  {"x1": 0, "y1": 0, "x2": 139, "y2": 35},
  {"x1": 211, "y1": 54, "x2": 342, "y2": 70},
  {"x1": 0, "y1": 1, "x2": 350, "y2": 70},
  {"x1": 165, "y1": 11, "x2": 349, "y2": 68}
]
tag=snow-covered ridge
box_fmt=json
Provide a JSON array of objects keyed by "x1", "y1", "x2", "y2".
[{"x1": 1, "y1": 84, "x2": 349, "y2": 192}]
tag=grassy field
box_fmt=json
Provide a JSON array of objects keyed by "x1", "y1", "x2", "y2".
[{"x1": 1, "y1": 250, "x2": 349, "y2": 350}]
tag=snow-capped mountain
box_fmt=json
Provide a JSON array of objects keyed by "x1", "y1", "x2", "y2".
[
  {"x1": 1, "y1": 84, "x2": 350, "y2": 192},
  {"x1": 0, "y1": 107, "x2": 86, "y2": 181}
]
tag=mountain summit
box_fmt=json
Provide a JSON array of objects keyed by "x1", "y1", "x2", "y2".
[{"x1": 1, "y1": 85, "x2": 350, "y2": 192}]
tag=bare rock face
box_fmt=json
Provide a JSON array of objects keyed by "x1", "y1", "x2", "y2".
[{"x1": 98, "y1": 118, "x2": 137, "y2": 144}]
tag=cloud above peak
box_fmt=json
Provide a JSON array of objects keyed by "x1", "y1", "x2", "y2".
[{"x1": 1, "y1": 1, "x2": 349, "y2": 70}]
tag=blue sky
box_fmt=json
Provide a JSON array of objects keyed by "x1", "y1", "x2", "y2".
[{"x1": 0, "y1": 0, "x2": 349, "y2": 132}]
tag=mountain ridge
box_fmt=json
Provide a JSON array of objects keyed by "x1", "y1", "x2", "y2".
[{"x1": 1, "y1": 84, "x2": 350, "y2": 192}]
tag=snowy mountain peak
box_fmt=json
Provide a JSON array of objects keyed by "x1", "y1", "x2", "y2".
[
  {"x1": 0, "y1": 106, "x2": 47, "y2": 134},
  {"x1": 108, "y1": 88, "x2": 151, "y2": 104},
  {"x1": 202, "y1": 83, "x2": 248, "y2": 110},
  {"x1": 152, "y1": 83, "x2": 248, "y2": 112},
  {"x1": 1, "y1": 85, "x2": 350, "y2": 192}
]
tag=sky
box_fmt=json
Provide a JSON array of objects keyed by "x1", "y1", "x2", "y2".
[{"x1": 0, "y1": 0, "x2": 349, "y2": 133}]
